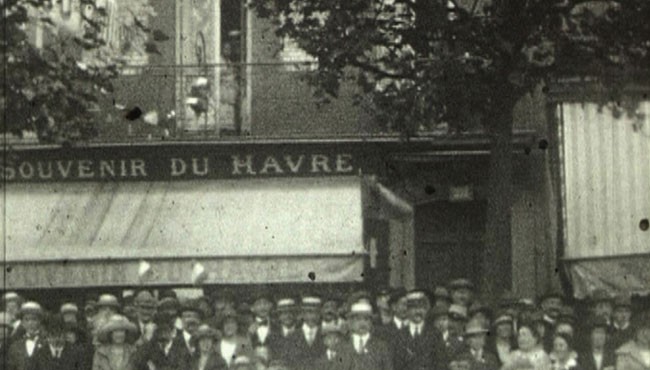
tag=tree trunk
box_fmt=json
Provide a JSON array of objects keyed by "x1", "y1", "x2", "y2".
[{"x1": 481, "y1": 93, "x2": 517, "y2": 303}]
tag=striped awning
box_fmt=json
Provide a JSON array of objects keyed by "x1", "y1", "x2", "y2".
[{"x1": 0, "y1": 177, "x2": 364, "y2": 288}]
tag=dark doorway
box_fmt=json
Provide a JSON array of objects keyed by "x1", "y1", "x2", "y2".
[{"x1": 415, "y1": 201, "x2": 487, "y2": 290}]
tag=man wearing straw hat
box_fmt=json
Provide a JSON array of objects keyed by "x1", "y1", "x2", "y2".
[
  {"x1": 458, "y1": 318, "x2": 499, "y2": 370},
  {"x1": 339, "y1": 299, "x2": 393, "y2": 370},
  {"x1": 394, "y1": 290, "x2": 448, "y2": 370},
  {"x1": 7, "y1": 302, "x2": 44, "y2": 370},
  {"x1": 285, "y1": 295, "x2": 326, "y2": 369},
  {"x1": 32, "y1": 315, "x2": 86, "y2": 370},
  {"x1": 2, "y1": 292, "x2": 24, "y2": 342},
  {"x1": 269, "y1": 297, "x2": 298, "y2": 364}
]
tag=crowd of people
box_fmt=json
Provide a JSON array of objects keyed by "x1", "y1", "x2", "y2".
[{"x1": 1, "y1": 279, "x2": 649, "y2": 370}]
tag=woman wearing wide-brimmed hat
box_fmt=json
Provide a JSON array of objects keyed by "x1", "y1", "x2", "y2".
[
  {"x1": 190, "y1": 324, "x2": 227, "y2": 370},
  {"x1": 92, "y1": 314, "x2": 138, "y2": 370}
]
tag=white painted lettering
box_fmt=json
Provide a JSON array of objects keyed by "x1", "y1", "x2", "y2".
[
  {"x1": 310, "y1": 154, "x2": 331, "y2": 173},
  {"x1": 99, "y1": 160, "x2": 115, "y2": 178},
  {"x1": 335, "y1": 154, "x2": 354, "y2": 173},
  {"x1": 1, "y1": 164, "x2": 15, "y2": 180},
  {"x1": 171, "y1": 158, "x2": 187, "y2": 176},
  {"x1": 120, "y1": 160, "x2": 128, "y2": 177},
  {"x1": 131, "y1": 159, "x2": 147, "y2": 177},
  {"x1": 284, "y1": 155, "x2": 305, "y2": 173},
  {"x1": 232, "y1": 155, "x2": 256, "y2": 175},
  {"x1": 78, "y1": 160, "x2": 94, "y2": 178},
  {"x1": 260, "y1": 156, "x2": 284, "y2": 174},
  {"x1": 192, "y1": 157, "x2": 209, "y2": 176},
  {"x1": 19, "y1": 162, "x2": 34, "y2": 179},
  {"x1": 37, "y1": 162, "x2": 53, "y2": 179},
  {"x1": 56, "y1": 160, "x2": 73, "y2": 178}
]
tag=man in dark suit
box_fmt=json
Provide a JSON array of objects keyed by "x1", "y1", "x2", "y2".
[
  {"x1": 312, "y1": 325, "x2": 346, "y2": 370},
  {"x1": 375, "y1": 289, "x2": 408, "y2": 346},
  {"x1": 248, "y1": 294, "x2": 275, "y2": 350},
  {"x1": 168, "y1": 300, "x2": 203, "y2": 368},
  {"x1": 132, "y1": 313, "x2": 181, "y2": 370},
  {"x1": 283, "y1": 296, "x2": 326, "y2": 370},
  {"x1": 32, "y1": 316, "x2": 85, "y2": 370},
  {"x1": 394, "y1": 290, "x2": 448, "y2": 370},
  {"x1": 580, "y1": 317, "x2": 616, "y2": 370},
  {"x1": 8, "y1": 302, "x2": 44, "y2": 370},
  {"x1": 1, "y1": 312, "x2": 14, "y2": 370},
  {"x1": 608, "y1": 295, "x2": 635, "y2": 352},
  {"x1": 457, "y1": 318, "x2": 499, "y2": 370},
  {"x1": 269, "y1": 297, "x2": 298, "y2": 363},
  {"x1": 338, "y1": 299, "x2": 393, "y2": 370}
]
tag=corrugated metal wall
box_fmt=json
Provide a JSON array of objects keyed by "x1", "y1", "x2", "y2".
[{"x1": 560, "y1": 101, "x2": 650, "y2": 259}]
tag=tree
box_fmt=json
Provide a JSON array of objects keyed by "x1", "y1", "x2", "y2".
[
  {"x1": 1, "y1": 0, "x2": 162, "y2": 143},
  {"x1": 250, "y1": 0, "x2": 650, "y2": 298}
]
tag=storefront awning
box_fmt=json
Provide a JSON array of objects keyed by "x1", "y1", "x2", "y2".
[{"x1": 1, "y1": 177, "x2": 364, "y2": 288}]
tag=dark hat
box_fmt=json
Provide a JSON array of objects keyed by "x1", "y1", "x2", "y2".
[
  {"x1": 498, "y1": 291, "x2": 518, "y2": 307},
  {"x1": 613, "y1": 294, "x2": 632, "y2": 309},
  {"x1": 134, "y1": 291, "x2": 157, "y2": 308},
  {"x1": 180, "y1": 299, "x2": 204, "y2": 318},
  {"x1": 434, "y1": 286, "x2": 450, "y2": 300},
  {"x1": 158, "y1": 289, "x2": 178, "y2": 300},
  {"x1": 389, "y1": 288, "x2": 408, "y2": 305},
  {"x1": 585, "y1": 316, "x2": 610, "y2": 331},
  {"x1": 557, "y1": 306, "x2": 576, "y2": 324},
  {"x1": 590, "y1": 289, "x2": 612, "y2": 303},
  {"x1": 158, "y1": 297, "x2": 180, "y2": 311},
  {"x1": 430, "y1": 305, "x2": 450, "y2": 319},
  {"x1": 448, "y1": 279, "x2": 474, "y2": 291},
  {"x1": 469, "y1": 301, "x2": 492, "y2": 317}
]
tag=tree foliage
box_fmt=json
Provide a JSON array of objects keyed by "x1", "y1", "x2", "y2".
[
  {"x1": 1, "y1": 0, "x2": 163, "y2": 142},
  {"x1": 250, "y1": 0, "x2": 650, "y2": 134}
]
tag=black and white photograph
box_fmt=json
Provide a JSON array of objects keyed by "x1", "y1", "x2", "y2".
[{"x1": 1, "y1": 1, "x2": 650, "y2": 370}]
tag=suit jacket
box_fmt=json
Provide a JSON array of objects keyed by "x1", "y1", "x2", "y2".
[
  {"x1": 188, "y1": 353, "x2": 227, "y2": 370},
  {"x1": 394, "y1": 322, "x2": 448, "y2": 370},
  {"x1": 338, "y1": 334, "x2": 393, "y2": 370},
  {"x1": 268, "y1": 326, "x2": 297, "y2": 364},
  {"x1": 167, "y1": 331, "x2": 195, "y2": 368},
  {"x1": 313, "y1": 350, "x2": 346, "y2": 370},
  {"x1": 609, "y1": 325, "x2": 635, "y2": 353},
  {"x1": 32, "y1": 343, "x2": 85, "y2": 370},
  {"x1": 615, "y1": 341, "x2": 650, "y2": 370},
  {"x1": 7, "y1": 336, "x2": 43, "y2": 370},
  {"x1": 578, "y1": 350, "x2": 616, "y2": 370},
  {"x1": 131, "y1": 340, "x2": 182, "y2": 370},
  {"x1": 283, "y1": 326, "x2": 326, "y2": 370},
  {"x1": 374, "y1": 321, "x2": 407, "y2": 349}
]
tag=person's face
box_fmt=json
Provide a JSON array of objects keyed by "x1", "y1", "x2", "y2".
[
  {"x1": 62, "y1": 313, "x2": 77, "y2": 324},
  {"x1": 433, "y1": 315, "x2": 449, "y2": 333},
  {"x1": 593, "y1": 302, "x2": 613, "y2": 320},
  {"x1": 553, "y1": 336, "x2": 570, "y2": 359},
  {"x1": 181, "y1": 311, "x2": 201, "y2": 334},
  {"x1": 591, "y1": 328, "x2": 607, "y2": 349},
  {"x1": 613, "y1": 307, "x2": 631, "y2": 325},
  {"x1": 279, "y1": 310, "x2": 295, "y2": 327},
  {"x1": 137, "y1": 305, "x2": 156, "y2": 323},
  {"x1": 302, "y1": 309, "x2": 321, "y2": 327},
  {"x1": 323, "y1": 333, "x2": 341, "y2": 349},
  {"x1": 156, "y1": 326, "x2": 175, "y2": 344},
  {"x1": 407, "y1": 304, "x2": 429, "y2": 324},
  {"x1": 349, "y1": 315, "x2": 372, "y2": 335},
  {"x1": 471, "y1": 313, "x2": 489, "y2": 327},
  {"x1": 541, "y1": 298, "x2": 562, "y2": 317},
  {"x1": 22, "y1": 314, "x2": 40, "y2": 335},
  {"x1": 392, "y1": 298, "x2": 408, "y2": 320},
  {"x1": 111, "y1": 330, "x2": 126, "y2": 344},
  {"x1": 198, "y1": 337, "x2": 214, "y2": 353},
  {"x1": 451, "y1": 289, "x2": 472, "y2": 306},
  {"x1": 517, "y1": 327, "x2": 538, "y2": 351},
  {"x1": 496, "y1": 323, "x2": 513, "y2": 339},
  {"x1": 322, "y1": 303, "x2": 338, "y2": 322},
  {"x1": 6, "y1": 301, "x2": 20, "y2": 317},
  {"x1": 467, "y1": 333, "x2": 486, "y2": 351},
  {"x1": 64, "y1": 331, "x2": 77, "y2": 344},
  {"x1": 99, "y1": 306, "x2": 117, "y2": 316},
  {"x1": 253, "y1": 299, "x2": 272, "y2": 319},
  {"x1": 223, "y1": 318, "x2": 238, "y2": 337}
]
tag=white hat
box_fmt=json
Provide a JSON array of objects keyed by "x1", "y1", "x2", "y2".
[
  {"x1": 348, "y1": 301, "x2": 373, "y2": 317},
  {"x1": 20, "y1": 302, "x2": 43, "y2": 317},
  {"x1": 60, "y1": 303, "x2": 79, "y2": 314}
]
